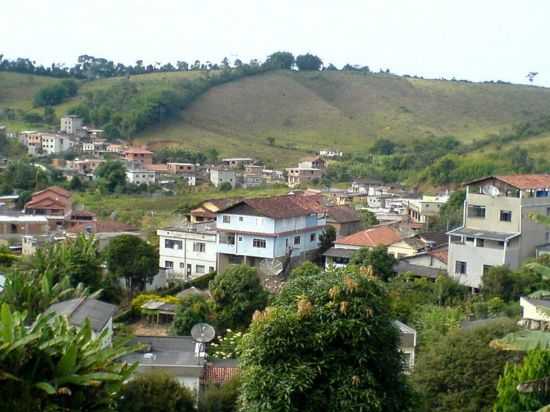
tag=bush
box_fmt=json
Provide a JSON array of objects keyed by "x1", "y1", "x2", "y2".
[
  {"x1": 218, "y1": 182, "x2": 232, "y2": 192},
  {"x1": 199, "y1": 377, "x2": 241, "y2": 412},
  {"x1": 117, "y1": 371, "x2": 196, "y2": 412},
  {"x1": 173, "y1": 294, "x2": 214, "y2": 336},
  {"x1": 288, "y1": 261, "x2": 321, "y2": 279}
]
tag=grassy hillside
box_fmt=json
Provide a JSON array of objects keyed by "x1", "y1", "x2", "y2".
[
  {"x1": 3, "y1": 70, "x2": 550, "y2": 166},
  {"x1": 135, "y1": 71, "x2": 550, "y2": 164}
]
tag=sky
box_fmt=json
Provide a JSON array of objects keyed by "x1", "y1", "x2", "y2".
[{"x1": 2, "y1": 0, "x2": 549, "y2": 86}]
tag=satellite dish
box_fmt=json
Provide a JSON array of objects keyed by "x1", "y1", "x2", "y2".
[{"x1": 191, "y1": 323, "x2": 216, "y2": 343}]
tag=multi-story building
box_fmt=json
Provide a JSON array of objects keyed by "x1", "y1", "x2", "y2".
[
  {"x1": 0, "y1": 212, "x2": 49, "y2": 241},
  {"x1": 126, "y1": 169, "x2": 158, "y2": 185},
  {"x1": 447, "y1": 175, "x2": 550, "y2": 289},
  {"x1": 157, "y1": 222, "x2": 217, "y2": 280},
  {"x1": 286, "y1": 167, "x2": 322, "y2": 188},
  {"x1": 242, "y1": 173, "x2": 264, "y2": 189},
  {"x1": 24, "y1": 186, "x2": 73, "y2": 229},
  {"x1": 210, "y1": 167, "x2": 237, "y2": 188},
  {"x1": 41, "y1": 133, "x2": 73, "y2": 155},
  {"x1": 123, "y1": 148, "x2": 154, "y2": 167},
  {"x1": 221, "y1": 158, "x2": 255, "y2": 168},
  {"x1": 216, "y1": 194, "x2": 326, "y2": 274},
  {"x1": 167, "y1": 162, "x2": 196, "y2": 175},
  {"x1": 407, "y1": 194, "x2": 449, "y2": 225},
  {"x1": 298, "y1": 156, "x2": 326, "y2": 170},
  {"x1": 60, "y1": 115, "x2": 83, "y2": 135}
]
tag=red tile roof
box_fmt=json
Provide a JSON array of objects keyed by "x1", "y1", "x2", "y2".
[
  {"x1": 32, "y1": 186, "x2": 71, "y2": 199},
  {"x1": 427, "y1": 247, "x2": 448, "y2": 264},
  {"x1": 335, "y1": 225, "x2": 402, "y2": 247},
  {"x1": 220, "y1": 194, "x2": 324, "y2": 219},
  {"x1": 202, "y1": 364, "x2": 240, "y2": 385},
  {"x1": 123, "y1": 148, "x2": 153, "y2": 155},
  {"x1": 468, "y1": 175, "x2": 550, "y2": 190}
]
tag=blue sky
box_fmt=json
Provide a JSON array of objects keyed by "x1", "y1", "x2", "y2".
[{"x1": 2, "y1": 0, "x2": 548, "y2": 86}]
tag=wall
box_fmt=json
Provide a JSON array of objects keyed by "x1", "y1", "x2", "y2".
[
  {"x1": 465, "y1": 193, "x2": 521, "y2": 233},
  {"x1": 521, "y1": 298, "x2": 550, "y2": 322}
]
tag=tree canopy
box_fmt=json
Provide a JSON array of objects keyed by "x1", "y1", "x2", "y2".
[
  {"x1": 172, "y1": 294, "x2": 214, "y2": 336},
  {"x1": 295, "y1": 53, "x2": 323, "y2": 71},
  {"x1": 265, "y1": 51, "x2": 295, "y2": 69},
  {"x1": 239, "y1": 267, "x2": 413, "y2": 412},
  {"x1": 349, "y1": 246, "x2": 397, "y2": 281}
]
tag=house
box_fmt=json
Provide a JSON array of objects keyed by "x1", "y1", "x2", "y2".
[
  {"x1": 319, "y1": 149, "x2": 343, "y2": 158},
  {"x1": 298, "y1": 156, "x2": 326, "y2": 170},
  {"x1": 46, "y1": 297, "x2": 117, "y2": 337},
  {"x1": 323, "y1": 225, "x2": 402, "y2": 269},
  {"x1": 210, "y1": 167, "x2": 238, "y2": 188},
  {"x1": 157, "y1": 222, "x2": 217, "y2": 281},
  {"x1": 126, "y1": 169, "x2": 158, "y2": 185},
  {"x1": 520, "y1": 292, "x2": 550, "y2": 326},
  {"x1": 262, "y1": 169, "x2": 285, "y2": 183},
  {"x1": 286, "y1": 167, "x2": 322, "y2": 188},
  {"x1": 350, "y1": 179, "x2": 384, "y2": 194},
  {"x1": 24, "y1": 186, "x2": 72, "y2": 229},
  {"x1": 106, "y1": 143, "x2": 126, "y2": 153},
  {"x1": 167, "y1": 162, "x2": 196, "y2": 175},
  {"x1": 394, "y1": 320, "x2": 417, "y2": 372},
  {"x1": 22, "y1": 233, "x2": 65, "y2": 256},
  {"x1": 387, "y1": 231, "x2": 448, "y2": 258},
  {"x1": 123, "y1": 148, "x2": 154, "y2": 167},
  {"x1": 394, "y1": 247, "x2": 448, "y2": 279},
  {"x1": 216, "y1": 194, "x2": 326, "y2": 275},
  {"x1": 407, "y1": 194, "x2": 449, "y2": 225},
  {"x1": 326, "y1": 206, "x2": 361, "y2": 237},
  {"x1": 121, "y1": 336, "x2": 205, "y2": 397},
  {"x1": 0, "y1": 212, "x2": 49, "y2": 241},
  {"x1": 0, "y1": 195, "x2": 19, "y2": 210},
  {"x1": 68, "y1": 159, "x2": 105, "y2": 175},
  {"x1": 447, "y1": 174, "x2": 550, "y2": 289},
  {"x1": 242, "y1": 173, "x2": 264, "y2": 189},
  {"x1": 221, "y1": 158, "x2": 255, "y2": 168},
  {"x1": 189, "y1": 198, "x2": 242, "y2": 223},
  {"x1": 60, "y1": 115, "x2": 83, "y2": 135},
  {"x1": 40, "y1": 133, "x2": 73, "y2": 155}
]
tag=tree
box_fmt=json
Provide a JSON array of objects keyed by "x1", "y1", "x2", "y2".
[
  {"x1": 318, "y1": 226, "x2": 336, "y2": 253},
  {"x1": 359, "y1": 209, "x2": 379, "y2": 228},
  {"x1": 43, "y1": 105, "x2": 56, "y2": 124},
  {"x1": 412, "y1": 318, "x2": 518, "y2": 412},
  {"x1": 371, "y1": 138, "x2": 397, "y2": 155},
  {"x1": 265, "y1": 51, "x2": 295, "y2": 69},
  {"x1": 289, "y1": 261, "x2": 321, "y2": 280},
  {"x1": 350, "y1": 246, "x2": 397, "y2": 281},
  {"x1": 218, "y1": 182, "x2": 232, "y2": 192},
  {"x1": 209, "y1": 265, "x2": 268, "y2": 330},
  {"x1": 173, "y1": 294, "x2": 213, "y2": 336},
  {"x1": 266, "y1": 136, "x2": 275, "y2": 146},
  {"x1": 239, "y1": 267, "x2": 413, "y2": 411},
  {"x1": 295, "y1": 53, "x2": 323, "y2": 71},
  {"x1": 117, "y1": 371, "x2": 196, "y2": 412},
  {"x1": 0, "y1": 304, "x2": 137, "y2": 412},
  {"x1": 199, "y1": 376, "x2": 240, "y2": 412},
  {"x1": 437, "y1": 190, "x2": 465, "y2": 230},
  {"x1": 104, "y1": 235, "x2": 158, "y2": 296},
  {"x1": 494, "y1": 349, "x2": 550, "y2": 412},
  {"x1": 481, "y1": 265, "x2": 539, "y2": 302},
  {"x1": 69, "y1": 175, "x2": 84, "y2": 191},
  {"x1": 31, "y1": 235, "x2": 103, "y2": 290},
  {"x1": 95, "y1": 160, "x2": 127, "y2": 193}
]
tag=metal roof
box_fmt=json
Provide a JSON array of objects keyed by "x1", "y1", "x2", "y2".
[
  {"x1": 447, "y1": 227, "x2": 520, "y2": 242},
  {"x1": 121, "y1": 336, "x2": 202, "y2": 367},
  {"x1": 46, "y1": 298, "x2": 117, "y2": 332}
]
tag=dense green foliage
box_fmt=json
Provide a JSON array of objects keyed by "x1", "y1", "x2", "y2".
[
  {"x1": 153, "y1": 147, "x2": 208, "y2": 164},
  {"x1": 412, "y1": 318, "x2": 518, "y2": 412},
  {"x1": 265, "y1": 51, "x2": 295, "y2": 70},
  {"x1": 209, "y1": 265, "x2": 269, "y2": 330},
  {"x1": 494, "y1": 349, "x2": 550, "y2": 412},
  {"x1": 95, "y1": 160, "x2": 127, "y2": 193},
  {"x1": 481, "y1": 263, "x2": 548, "y2": 302},
  {"x1": 295, "y1": 53, "x2": 323, "y2": 71},
  {"x1": 0, "y1": 304, "x2": 136, "y2": 412},
  {"x1": 288, "y1": 261, "x2": 322, "y2": 280},
  {"x1": 117, "y1": 371, "x2": 196, "y2": 412},
  {"x1": 33, "y1": 79, "x2": 78, "y2": 106},
  {"x1": 199, "y1": 377, "x2": 241, "y2": 412},
  {"x1": 239, "y1": 267, "x2": 413, "y2": 411},
  {"x1": 318, "y1": 225, "x2": 336, "y2": 253},
  {"x1": 359, "y1": 209, "x2": 379, "y2": 227},
  {"x1": 104, "y1": 235, "x2": 158, "y2": 295},
  {"x1": 0, "y1": 159, "x2": 61, "y2": 194},
  {"x1": 349, "y1": 246, "x2": 397, "y2": 281},
  {"x1": 172, "y1": 294, "x2": 213, "y2": 335}
]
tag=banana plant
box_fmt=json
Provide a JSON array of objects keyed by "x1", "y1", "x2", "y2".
[{"x1": 0, "y1": 303, "x2": 138, "y2": 411}]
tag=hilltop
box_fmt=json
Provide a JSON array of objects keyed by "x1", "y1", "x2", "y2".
[{"x1": 3, "y1": 70, "x2": 550, "y2": 165}]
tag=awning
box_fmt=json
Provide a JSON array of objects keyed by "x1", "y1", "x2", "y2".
[{"x1": 446, "y1": 227, "x2": 520, "y2": 242}]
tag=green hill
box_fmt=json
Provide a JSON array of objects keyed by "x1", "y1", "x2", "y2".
[{"x1": 3, "y1": 70, "x2": 550, "y2": 166}]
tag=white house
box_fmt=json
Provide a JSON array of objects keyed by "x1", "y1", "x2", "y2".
[
  {"x1": 126, "y1": 169, "x2": 158, "y2": 185},
  {"x1": 157, "y1": 222, "x2": 217, "y2": 280},
  {"x1": 216, "y1": 194, "x2": 326, "y2": 274},
  {"x1": 40, "y1": 133, "x2": 73, "y2": 155},
  {"x1": 210, "y1": 167, "x2": 237, "y2": 188},
  {"x1": 60, "y1": 115, "x2": 83, "y2": 135}
]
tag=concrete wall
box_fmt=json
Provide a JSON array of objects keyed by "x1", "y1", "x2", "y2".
[{"x1": 465, "y1": 193, "x2": 522, "y2": 233}]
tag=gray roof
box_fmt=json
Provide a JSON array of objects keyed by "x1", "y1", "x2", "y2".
[
  {"x1": 121, "y1": 336, "x2": 202, "y2": 368},
  {"x1": 46, "y1": 298, "x2": 117, "y2": 332},
  {"x1": 524, "y1": 297, "x2": 550, "y2": 309},
  {"x1": 393, "y1": 320, "x2": 416, "y2": 348},
  {"x1": 447, "y1": 227, "x2": 520, "y2": 242},
  {"x1": 322, "y1": 247, "x2": 355, "y2": 259},
  {"x1": 394, "y1": 261, "x2": 446, "y2": 279}
]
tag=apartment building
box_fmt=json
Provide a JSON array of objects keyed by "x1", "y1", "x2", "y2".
[
  {"x1": 220, "y1": 158, "x2": 255, "y2": 168},
  {"x1": 126, "y1": 169, "x2": 158, "y2": 185},
  {"x1": 157, "y1": 222, "x2": 217, "y2": 280},
  {"x1": 407, "y1": 194, "x2": 449, "y2": 224},
  {"x1": 167, "y1": 162, "x2": 195, "y2": 175},
  {"x1": 210, "y1": 167, "x2": 238, "y2": 188},
  {"x1": 216, "y1": 194, "x2": 326, "y2": 274},
  {"x1": 60, "y1": 115, "x2": 83, "y2": 135},
  {"x1": 447, "y1": 175, "x2": 550, "y2": 289},
  {"x1": 123, "y1": 148, "x2": 154, "y2": 167},
  {"x1": 286, "y1": 167, "x2": 322, "y2": 188}
]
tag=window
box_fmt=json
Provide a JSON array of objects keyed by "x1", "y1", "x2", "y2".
[
  {"x1": 209, "y1": 266, "x2": 215, "y2": 273},
  {"x1": 165, "y1": 261, "x2": 174, "y2": 269},
  {"x1": 455, "y1": 261, "x2": 467, "y2": 274},
  {"x1": 196, "y1": 265, "x2": 205, "y2": 274},
  {"x1": 477, "y1": 239, "x2": 485, "y2": 247},
  {"x1": 294, "y1": 236, "x2": 301, "y2": 245},
  {"x1": 468, "y1": 205, "x2": 486, "y2": 218},
  {"x1": 466, "y1": 237, "x2": 474, "y2": 242},
  {"x1": 179, "y1": 262, "x2": 185, "y2": 269},
  {"x1": 222, "y1": 215, "x2": 231, "y2": 223},
  {"x1": 500, "y1": 210, "x2": 512, "y2": 222},
  {"x1": 253, "y1": 238, "x2": 266, "y2": 248},
  {"x1": 164, "y1": 239, "x2": 182, "y2": 249},
  {"x1": 239, "y1": 216, "x2": 244, "y2": 221},
  {"x1": 193, "y1": 242, "x2": 206, "y2": 252},
  {"x1": 220, "y1": 233, "x2": 235, "y2": 245},
  {"x1": 310, "y1": 233, "x2": 316, "y2": 242}
]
